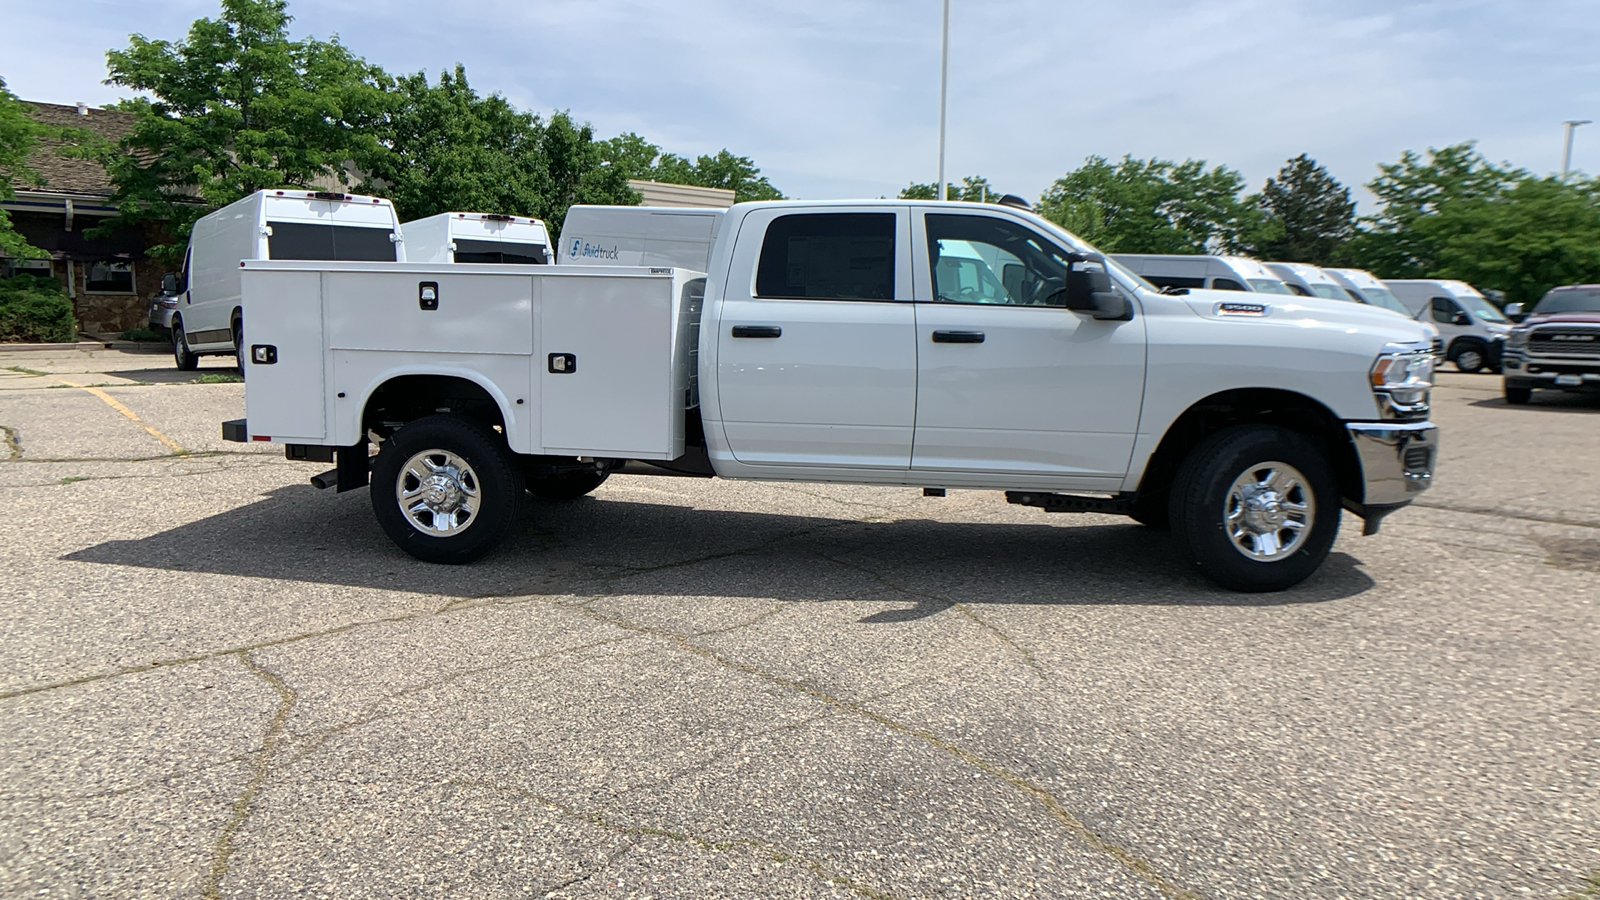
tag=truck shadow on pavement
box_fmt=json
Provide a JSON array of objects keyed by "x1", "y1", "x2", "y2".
[
  {"x1": 1469, "y1": 394, "x2": 1600, "y2": 413},
  {"x1": 64, "y1": 484, "x2": 1376, "y2": 610}
]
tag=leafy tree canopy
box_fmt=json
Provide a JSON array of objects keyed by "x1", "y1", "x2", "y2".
[
  {"x1": 99, "y1": 0, "x2": 395, "y2": 260},
  {"x1": 1243, "y1": 153, "x2": 1355, "y2": 265},
  {"x1": 899, "y1": 176, "x2": 1004, "y2": 202},
  {"x1": 1037, "y1": 155, "x2": 1256, "y2": 254},
  {"x1": 0, "y1": 77, "x2": 49, "y2": 258}
]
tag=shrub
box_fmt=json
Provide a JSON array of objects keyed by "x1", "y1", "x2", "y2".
[{"x1": 0, "y1": 274, "x2": 76, "y2": 343}]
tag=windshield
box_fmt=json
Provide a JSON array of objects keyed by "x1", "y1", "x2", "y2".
[
  {"x1": 1355, "y1": 287, "x2": 1412, "y2": 316},
  {"x1": 1308, "y1": 284, "x2": 1349, "y2": 301},
  {"x1": 1532, "y1": 288, "x2": 1600, "y2": 314},
  {"x1": 1457, "y1": 293, "x2": 1508, "y2": 323},
  {"x1": 1248, "y1": 278, "x2": 1293, "y2": 295}
]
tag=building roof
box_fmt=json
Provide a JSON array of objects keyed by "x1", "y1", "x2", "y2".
[{"x1": 17, "y1": 102, "x2": 136, "y2": 198}]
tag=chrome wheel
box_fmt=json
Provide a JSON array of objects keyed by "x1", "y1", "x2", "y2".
[
  {"x1": 395, "y1": 449, "x2": 481, "y2": 536},
  {"x1": 1224, "y1": 461, "x2": 1314, "y2": 562},
  {"x1": 1455, "y1": 348, "x2": 1485, "y2": 373}
]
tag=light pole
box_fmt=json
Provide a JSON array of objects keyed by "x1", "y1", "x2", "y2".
[
  {"x1": 1561, "y1": 119, "x2": 1591, "y2": 177},
  {"x1": 937, "y1": 0, "x2": 950, "y2": 201}
]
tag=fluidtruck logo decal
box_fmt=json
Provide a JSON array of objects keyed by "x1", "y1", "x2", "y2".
[{"x1": 568, "y1": 238, "x2": 620, "y2": 261}]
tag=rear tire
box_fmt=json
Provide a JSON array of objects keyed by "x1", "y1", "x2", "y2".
[
  {"x1": 527, "y1": 470, "x2": 609, "y2": 502},
  {"x1": 1168, "y1": 425, "x2": 1339, "y2": 593},
  {"x1": 233, "y1": 319, "x2": 246, "y2": 378},
  {"x1": 173, "y1": 320, "x2": 198, "y2": 371},
  {"x1": 371, "y1": 415, "x2": 522, "y2": 564},
  {"x1": 1503, "y1": 383, "x2": 1532, "y2": 405}
]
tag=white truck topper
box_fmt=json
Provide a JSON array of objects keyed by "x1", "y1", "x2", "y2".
[{"x1": 401, "y1": 212, "x2": 550, "y2": 265}]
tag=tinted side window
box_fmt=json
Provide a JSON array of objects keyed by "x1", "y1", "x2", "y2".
[
  {"x1": 1145, "y1": 275, "x2": 1205, "y2": 290},
  {"x1": 756, "y1": 213, "x2": 895, "y2": 300},
  {"x1": 454, "y1": 239, "x2": 547, "y2": 265},
  {"x1": 1211, "y1": 278, "x2": 1246, "y2": 291},
  {"x1": 268, "y1": 222, "x2": 398, "y2": 262},
  {"x1": 1431, "y1": 297, "x2": 1465, "y2": 323}
]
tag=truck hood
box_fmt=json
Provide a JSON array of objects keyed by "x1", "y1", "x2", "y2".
[{"x1": 1175, "y1": 289, "x2": 1434, "y2": 346}]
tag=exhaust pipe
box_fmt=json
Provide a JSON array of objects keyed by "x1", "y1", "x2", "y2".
[{"x1": 309, "y1": 468, "x2": 340, "y2": 490}]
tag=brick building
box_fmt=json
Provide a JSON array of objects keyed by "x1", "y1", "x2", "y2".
[{"x1": 0, "y1": 101, "x2": 175, "y2": 334}]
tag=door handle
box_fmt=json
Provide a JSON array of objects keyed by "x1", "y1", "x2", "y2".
[
  {"x1": 932, "y1": 330, "x2": 985, "y2": 343},
  {"x1": 731, "y1": 325, "x2": 782, "y2": 338}
]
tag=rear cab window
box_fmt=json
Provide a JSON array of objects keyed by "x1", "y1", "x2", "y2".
[{"x1": 755, "y1": 213, "x2": 896, "y2": 300}]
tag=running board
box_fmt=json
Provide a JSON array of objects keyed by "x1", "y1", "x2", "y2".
[{"x1": 1005, "y1": 491, "x2": 1134, "y2": 514}]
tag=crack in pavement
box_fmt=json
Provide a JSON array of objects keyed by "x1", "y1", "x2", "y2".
[
  {"x1": 1, "y1": 425, "x2": 20, "y2": 460},
  {"x1": 7, "y1": 460, "x2": 284, "y2": 489},
  {"x1": 1412, "y1": 501, "x2": 1600, "y2": 531},
  {"x1": 811, "y1": 549, "x2": 1046, "y2": 678},
  {"x1": 0, "y1": 450, "x2": 266, "y2": 464},
  {"x1": 203, "y1": 652, "x2": 296, "y2": 900},
  {"x1": 547, "y1": 597, "x2": 1202, "y2": 900},
  {"x1": 450, "y1": 778, "x2": 906, "y2": 900}
]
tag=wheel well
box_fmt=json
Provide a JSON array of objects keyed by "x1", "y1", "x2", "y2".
[
  {"x1": 1447, "y1": 335, "x2": 1485, "y2": 358},
  {"x1": 1137, "y1": 389, "x2": 1361, "y2": 506},
  {"x1": 363, "y1": 375, "x2": 506, "y2": 436},
  {"x1": 230, "y1": 307, "x2": 242, "y2": 332}
]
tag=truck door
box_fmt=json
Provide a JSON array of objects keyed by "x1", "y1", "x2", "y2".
[
  {"x1": 910, "y1": 210, "x2": 1146, "y2": 484},
  {"x1": 714, "y1": 208, "x2": 917, "y2": 469}
]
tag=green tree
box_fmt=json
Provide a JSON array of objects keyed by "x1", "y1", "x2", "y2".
[
  {"x1": 1345, "y1": 142, "x2": 1600, "y2": 303},
  {"x1": 537, "y1": 111, "x2": 638, "y2": 234},
  {"x1": 1037, "y1": 155, "x2": 1255, "y2": 253},
  {"x1": 97, "y1": 0, "x2": 391, "y2": 261},
  {"x1": 0, "y1": 77, "x2": 49, "y2": 259},
  {"x1": 1246, "y1": 154, "x2": 1356, "y2": 264},
  {"x1": 363, "y1": 65, "x2": 549, "y2": 222},
  {"x1": 899, "y1": 175, "x2": 1003, "y2": 202}
]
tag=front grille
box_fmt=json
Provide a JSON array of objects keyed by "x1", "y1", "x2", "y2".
[
  {"x1": 1529, "y1": 328, "x2": 1600, "y2": 358},
  {"x1": 1403, "y1": 446, "x2": 1433, "y2": 474}
]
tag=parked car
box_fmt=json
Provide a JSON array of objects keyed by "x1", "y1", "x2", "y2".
[
  {"x1": 1501, "y1": 284, "x2": 1600, "y2": 403},
  {"x1": 401, "y1": 212, "x2": 549, "y2": 265},
  {"x1": 1387, "y1": 279, "x2": 1510, "y2": 373},
  {"x1": 146, "y1": 274, "x2": 180, "y2": 336},
  {"x1": 1323, "y1": 267, "x2": 1445, "y2": 358},
  {"x1": 1265, "y1": 262, "x2": 1351, "y2": 300}
]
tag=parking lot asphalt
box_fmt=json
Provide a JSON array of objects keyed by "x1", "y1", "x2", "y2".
[{"x1": 1, "y1": 350, "x2": 1596, "y2": 900}]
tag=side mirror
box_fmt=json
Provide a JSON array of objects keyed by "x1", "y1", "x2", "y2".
[
  {"x1": 1504, "y1": 302, "x2": 1525, "y2": 321},
  {"x1": 1063, "y1": 253, "x2": 1132, "y2": 321},
  {"x1": 1452, "y1": 311, "x2": 1471, "y2": 326},
  {"x1": 161, "y1": 273, "x2": 178, "y2": 293}
]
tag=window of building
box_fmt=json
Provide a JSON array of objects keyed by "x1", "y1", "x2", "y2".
[
  {"x1": 756, "y1": 213, "x2": 895, "y2": 301},
  {"x1": 85, "y1": 260, "x2": 136, "y2": 293},
  {"x1": 2, "y1": 258, "x2": 53, "y2": 279}
]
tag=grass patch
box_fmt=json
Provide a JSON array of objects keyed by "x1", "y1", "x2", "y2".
[
  {"x1": 120, "y1": 327, "x2": 165, "y2": 342},
  {"x1": 4, "y1": 365, "x2": 46, "y2": 376},
  {"x1": 1563, "y1": 872, "x2": 1600, "y2": 900},
  {"x1": 194, "y1": 372, "x2": 243, "y2": 384},
  {"x1": 59, "y1": 476, "x2": 91, "y2": 485}
]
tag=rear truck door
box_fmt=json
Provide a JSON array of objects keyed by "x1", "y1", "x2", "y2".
[
  {"x1": 714, "y1": 207, "x2": 917, "y2": 469},
  {"x1": 240, "y1": 264, "x2": 327, "y2": 444},
  {"x1": 910, "y1": 209, "x2": 1146, "y2": 484}
]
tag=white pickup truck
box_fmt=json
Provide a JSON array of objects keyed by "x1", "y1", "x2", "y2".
[{"x1": 223, "y1": 199, "x2": 1438, "y2": 592}]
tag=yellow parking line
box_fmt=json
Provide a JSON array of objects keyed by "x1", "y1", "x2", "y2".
[{"x1": 59, "y1": 380, "x2": 188, "y2": 455}]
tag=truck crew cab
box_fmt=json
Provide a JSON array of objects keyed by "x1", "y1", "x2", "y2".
[{"x1": 225, "y1": 198, "x2": 1438, "y2": 593}]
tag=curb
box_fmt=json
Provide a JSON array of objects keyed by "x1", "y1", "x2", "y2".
[{"x1": 0, "y1": 340, "x2": 109, "y2": 355}]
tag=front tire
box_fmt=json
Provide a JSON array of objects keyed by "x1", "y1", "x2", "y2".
[
  {"x1": 1503, "y1": 383, "x2": 1532, "y2": 405},
  {"x1": 527, "y1": 470, "x2": 609, "y2": 502},
  {"x1": 1452, "y1": 343, "x2": 1487, "y2": 374},
  {"x1": 1168, "y1": 425, "x2": 1340, "y2": 593},
  {"x1": 371, "y1": 415, "x2": 522, "y2": 564},
  {"x1": 173, "y1": 320, "x2": 198, "y2": 371}
]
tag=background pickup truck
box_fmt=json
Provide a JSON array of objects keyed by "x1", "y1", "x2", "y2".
[
  {"x1": 225, "y1": 198, "x2": 1439, "y2": 592},
  {"x1": 1502, "y1": 284, "x2": 1600, "y2": 403}
]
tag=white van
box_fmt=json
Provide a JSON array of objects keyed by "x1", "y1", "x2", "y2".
[
  {"x1": 401, "y1": 213, "x2": 549, "y2": 265},
  {"x1": 171, "y1": 190, "x2": 403, "y2": 371},
  {"x1": 1387, "y1": 279, "x2": 1511, "y2": 373},
  {"x1": 557, "y1": 206, "x2": 724, "y2": 273},
  {"x1": 1110, "y1": 254, "x2": 1294, "y2": 295},
  {"x1": 1321, "y1": 267, "x2": 1445, "y2": 357},
  {"x1": 1265, "y1": 262, "x2": 1353, "y2": 300}
]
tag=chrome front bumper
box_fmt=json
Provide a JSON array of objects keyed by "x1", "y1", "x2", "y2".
[{"x1": 1347, "y1": 421, "x2": 1438, "y2": 507}]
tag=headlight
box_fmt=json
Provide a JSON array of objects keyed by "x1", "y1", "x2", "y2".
[
  {"x1": 1507, "y1": 329, "x2": 1529, "y2": 349},
  {"x1": 1370, "y1": 348, "x2": 1433, "y2": 416}
]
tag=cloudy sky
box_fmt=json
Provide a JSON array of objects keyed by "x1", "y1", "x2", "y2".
[{"x1": 4, "y1": 0, "x2": 1598, "y2": 210}]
